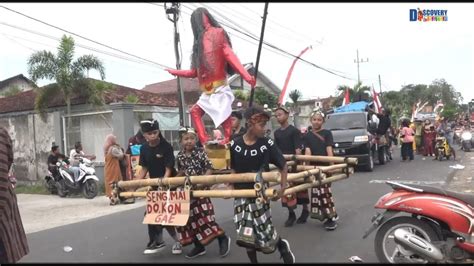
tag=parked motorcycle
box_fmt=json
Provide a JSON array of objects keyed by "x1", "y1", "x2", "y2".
[
  {"x1": 44, "y1": 169, "x2": 58, "y2": 194},
  {"x1": 55, "y1": 158, "x2": 99, "y2": 199},
  {"x1": 363, "y1": 181, "x2": 474, "y2": 263},
  {"x1": 460, "y1": 129, "x2": 472, "y2": 152}
]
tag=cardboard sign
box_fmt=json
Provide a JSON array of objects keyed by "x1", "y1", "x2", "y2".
[{"x1": 143, "y1": 190, "x2": 190, "y2": 226}]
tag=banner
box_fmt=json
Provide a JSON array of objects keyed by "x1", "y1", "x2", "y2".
[{"x1": 143, "y1": 190, "x2": 190, "y2": 226}]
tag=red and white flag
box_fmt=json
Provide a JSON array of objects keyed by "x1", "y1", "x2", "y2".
[
  {"x1": 341, "y1": 88, "x2": 350, "y2": 106},
  {"x1": 372, "y1": 87, "x2": 382, "y2": 113}
]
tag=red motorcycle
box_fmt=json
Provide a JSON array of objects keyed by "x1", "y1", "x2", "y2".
[{"x1": 363, "y1": 181, "x2": 474, "y2": 263}]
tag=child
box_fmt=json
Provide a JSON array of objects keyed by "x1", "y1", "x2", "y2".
[
  {"x1": 303, "y1": 110, "x2": 339, "y2": 230},
  {"x1": 175, "y1": 126, "x2": 231, "y2": 259},
  {"x1": 229, "y1": 106, "x2": 295, "y2": 264},
  {"x1": 401, "y1": 120, "x2": 415, "y2": 161},
  {"x1": 273, "y1": 106, "x2": 308, "y2": 227},
  {"x1": 136, "y1": 119, "x2": 182, "y2": 255}
]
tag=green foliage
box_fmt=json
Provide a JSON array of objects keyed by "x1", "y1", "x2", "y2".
[
  {"x1": 288, "y1": 89, "x2": 302, "y2": 106},
  {"x1": 27, "y1": 34, "x2": 106, "y2": 122},
  {"x1": 233, "y1": 89, "x2": 249, "y2": 101},
  {"x1": 333, "y1": 82, "x2": 371, "y2": 106},
  {"x1": 1, "y1": 85, "x2": 22, "y2": 97},
  {"x1": 124, "y1": 94, "x2": 139, "y2": 104},
  {"x1": 254, "y1": 87, "x2": 277, "y2": 108}
]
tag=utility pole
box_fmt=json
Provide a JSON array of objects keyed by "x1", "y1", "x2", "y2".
[
  {"x1": 165, "y1": 2, "x2": 186, "y2": 126},
  {"x1": 248, "y1": 2, "x2": 269, "y2": 107},
  {"x1": 354, "y1": 49, "x2": 368, "y2": 84}
]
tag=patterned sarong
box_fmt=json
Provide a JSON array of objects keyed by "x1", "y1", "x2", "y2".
[
  {"x1": 310, "y1": 183, "x2": 337, "y2": 221},
  {"x1": 177, "y1": 197, "x2": 225, "y2": 246},
  {"x1": 233, "y1": 198, "x2": 279, "y2": 254}
]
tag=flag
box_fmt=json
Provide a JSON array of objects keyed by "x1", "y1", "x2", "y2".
[
  {"x1": 372, "y1": 87, "x2": 382, "y2": 113},
  {"x1": 341, "y1": 88, "x2": 350, "y2": 106}
]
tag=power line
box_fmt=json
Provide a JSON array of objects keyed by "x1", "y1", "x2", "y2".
[
  {"x1": 0, "y1": 21, "x2": 167, "y2": 71},
  {"x1": 0, "y1": 5, "x2": 172, "y2": 70},
  {"x1": 180, "y1": 3, "x2": 353, "y2": 80}
]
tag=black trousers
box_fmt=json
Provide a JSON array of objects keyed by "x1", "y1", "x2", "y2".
[{"x1": 401, "y1": 142, "x2": 414, "y2": 160}]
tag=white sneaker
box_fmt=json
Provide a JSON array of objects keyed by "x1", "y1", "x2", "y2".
[{"x1": 172, "y1": 242, "x2": 183, "y2": 255}]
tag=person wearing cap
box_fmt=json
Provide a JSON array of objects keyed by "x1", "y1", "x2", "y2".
[
  {"x1": 175, "y1": 126, "x2": 231, "y2": 259},
  {"x1": 273, "y1": 106, "x2": 309, "y2": 227},
  {"x1": 231, "y1": 110, "x2": 246, "y2": 139},
  {"x1": 166, "y1": 8, "x2": 256, "y2": 146},
  {"x1": 229, "y1": 106, "x2": 295, "y2": 264},
  {"x1": 303, "y1": 109, "x2": 339, "y2": 231},
  {"x1": 136, "y1": 119, "x2": 182, "y2": 255}
]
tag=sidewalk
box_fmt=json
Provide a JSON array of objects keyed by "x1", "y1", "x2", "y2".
[
  {"x1": 17, "y1": 194, "x2": 145, "y2": 234},
  {"x1": 445, "y1": 151, "x2": 474, "y2": 193}
]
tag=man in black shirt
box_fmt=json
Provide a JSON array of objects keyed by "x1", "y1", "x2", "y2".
[
  {"x1": 229, "y1": 106, "x2": 295, "y2": 264},
  {"x1": 273, "y1": 106, "x2": 309, "y2": 227},
  {"x1": 231, "y1": 110, "x2": 246, "y2": 139},
  {"x1": 47, "y1": 144, "x2": 61, "y2": 178},
  {"x1": 136, "y1": 119, "x2": 182, "y2": 256}
]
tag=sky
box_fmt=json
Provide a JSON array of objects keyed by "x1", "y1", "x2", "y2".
[{"x1": 0, "y1": 2, "x2": 473, "y2": 104}]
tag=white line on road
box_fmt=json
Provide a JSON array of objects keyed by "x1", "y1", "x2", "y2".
[{"x1": 369, "y1": 180, "x2": 446, "y2": 185}]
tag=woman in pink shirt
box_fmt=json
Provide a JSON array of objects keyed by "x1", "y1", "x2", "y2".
[{"x1": 400, "y1": 120, "x2": 415, "y2": 161}]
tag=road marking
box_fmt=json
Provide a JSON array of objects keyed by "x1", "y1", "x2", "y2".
[{"x1": 369, "y1": 180, "x2": 446, "y2": 185}]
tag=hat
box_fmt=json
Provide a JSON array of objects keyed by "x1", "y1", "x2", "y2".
[
  {"x1": 274, "y1": 105, "x2": 290, "y2": 114},
  {"x1": 231, "y1": 111, "x2": 243, "y2": 120},
  {"x1": 140, "y1": 119, "x2": 159, "y2": 133},
  {"x1": 178, "y1": 126, "x2": 196, "y2": 138},
  {"x1": 244, "y1": 106, "x2": 271, "y2": 120},
  {"x1": 51, "y1": 143, "x2": 59, "y2": 151}
]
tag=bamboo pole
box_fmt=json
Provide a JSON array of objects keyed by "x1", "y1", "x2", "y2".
[
  {"x1": 119, "y1": 188, "x2": 277, "y2": 199},
  {"x1": 269, "y1": 160, "x2": 296, "y2": 171},
  {"x1": 282, "y1": 173, "x2": 349, "y2": 196},
  {"x1": 283, "y1": 154, "x2": 358, "y2": 165},
  {"x1": 117, "y1": 172, "x2": 281, "y2": 189}
]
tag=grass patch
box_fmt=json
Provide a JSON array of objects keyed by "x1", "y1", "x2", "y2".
[{"x1": 14, "y1": 183, "x2": 49, "y2": 195}]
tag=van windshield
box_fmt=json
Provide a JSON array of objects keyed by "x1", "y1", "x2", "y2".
[{"x1": 324, "y1": 113, "x2": 367, "y2": 130}]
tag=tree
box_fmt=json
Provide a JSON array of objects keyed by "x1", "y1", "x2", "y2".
[
  {"x1": 254, "y1": 87, "x2": 277, "y2": 108},
  {"x1": 288, "y1": 89, "x2": 302, "y2": 107},
  {"x1": 233, "y1": 89, "x2": 249, "y2": 101},
  {"x1": 28, "y1": 34, "x2": 106, "y2": 123},
  {"x1": 333, "y1": 82, "x2": 371, "y2": 106},
  {"x1": 0, "y1": 85, "x2": 22, "y2": 97}
]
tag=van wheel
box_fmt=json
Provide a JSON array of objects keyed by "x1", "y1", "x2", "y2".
[{"x1": 364, "y1": 151, "x2": 374, "y2": 172}]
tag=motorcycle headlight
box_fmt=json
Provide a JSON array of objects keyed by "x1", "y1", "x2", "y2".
[
  {"x1": 354, "y1": 135, "x2": 369, "y2": 142},
  {"x1": 462, "y1": 132, "x2": 472, "y2": 140}
]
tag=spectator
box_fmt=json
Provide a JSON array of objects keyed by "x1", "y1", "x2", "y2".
[
  {"x1": 0, "y1": 126, "x2": 29, "y2": 263},
  {"x1": 70, "y1": 141, "x2": 96, "y2": 166},
  {"x1": 103, "y1": 134, "x2": 125, "y2": 205},
  {"x1": 401, "y1": 120, "x2": 415, "y2": 161}
]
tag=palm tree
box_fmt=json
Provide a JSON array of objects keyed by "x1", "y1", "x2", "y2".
[
  {"x1": 336, "y1": 82, "x2": 371, "y2": 105},
  {"x1": 288, "y1": 89, "x2": 302, "y2": 110},
  {"x1": 28, "y1": 35, "x2": 106, "y2": 125}
]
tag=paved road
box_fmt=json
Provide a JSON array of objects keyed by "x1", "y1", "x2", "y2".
[{"x1": 20, "y1": 147, "x2": 465, "y2": 263}]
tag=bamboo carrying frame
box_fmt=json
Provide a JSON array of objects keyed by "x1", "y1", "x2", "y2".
[{"x1": 111, "y1": 154, "x2": 358, "y2": 203}]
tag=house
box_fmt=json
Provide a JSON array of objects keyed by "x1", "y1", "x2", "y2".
[
  {"x1": 0, "y1": 74, "x2": 37, "y2": 97},
  {"x1": 0, "y1": 77, "x2": 180, "y2": 182},
  {"x1": 294, "y1": 96, "x2": 337, "y2": 129}
]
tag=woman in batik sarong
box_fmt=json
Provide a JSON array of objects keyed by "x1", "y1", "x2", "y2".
[{"x1": 175, "y1": 126, "x2": 231, "y2": 259}]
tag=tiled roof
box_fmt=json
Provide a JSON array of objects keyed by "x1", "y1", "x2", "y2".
[{"x1": 0, "y1": 79, "x2": 178, "y2": 114}]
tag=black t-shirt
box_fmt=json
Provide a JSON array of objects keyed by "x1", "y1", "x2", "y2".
[
  {"x1": 274, "y1": 125, "x2": 302, "y2": 154},
  {"x1": 232, "y1": 126, "x2": 247, "y2": 140},
  {"x1": 230, "y1": 136, "x2": 286, "y2": 189},
  {"x1": 139, "y1": 140, "x2": 175, "y2": 178},
  {"x1": 47, "y1": 153, "x2": 59, "y2": 169},
  {"x1": 303, "y1": 129, "x2": 334, "y2": 156}
]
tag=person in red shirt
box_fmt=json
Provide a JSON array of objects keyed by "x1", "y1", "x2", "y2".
[{"x1": 166, "y1": 7, "x2": 256, "y2": 145}]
